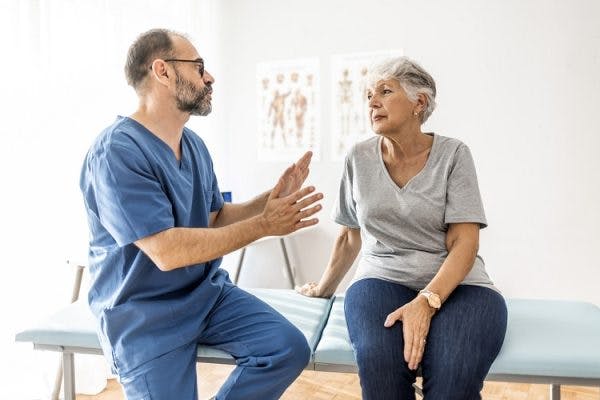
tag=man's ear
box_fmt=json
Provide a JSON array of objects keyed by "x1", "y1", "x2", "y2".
[{"x1": 149, "y1": 59, "x2": 171, "y2": 87}]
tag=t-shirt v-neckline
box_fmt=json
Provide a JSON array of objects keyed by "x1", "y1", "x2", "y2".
[{"x1": 377, "y1": 133, "x2": 437, "y2": 191}]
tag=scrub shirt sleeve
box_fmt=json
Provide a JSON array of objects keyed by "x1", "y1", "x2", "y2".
[
  {"x1": 93, "y1": 143, "x2": 175, "y2": 247},
  {"x1": 209, "y1": 169, "x2": 225, "y2": 213}
]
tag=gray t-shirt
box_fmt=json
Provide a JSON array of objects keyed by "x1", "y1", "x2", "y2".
[{"x1": 335, "y1": 133, "x2": 497, "y2": 291}]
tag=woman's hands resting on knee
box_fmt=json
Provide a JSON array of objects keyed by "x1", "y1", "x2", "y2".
[{"x1": 384, "y1": 296, "x2": 436, "y2": 370}]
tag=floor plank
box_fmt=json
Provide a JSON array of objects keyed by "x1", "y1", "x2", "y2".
[{"x1": 76, "y1": 364, "x2": 600, "y2": 399}]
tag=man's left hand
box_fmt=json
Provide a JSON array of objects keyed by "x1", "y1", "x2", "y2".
[{"x1": 278, "y1": 151, "x2": 312, "y2": 198}]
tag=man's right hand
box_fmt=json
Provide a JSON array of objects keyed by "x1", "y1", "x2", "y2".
[{"x1": 259, "y1": 175, "x2": 322, "y2": 236}]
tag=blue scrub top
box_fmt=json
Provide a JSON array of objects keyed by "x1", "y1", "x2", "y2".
[{"x1": 80, "y1": 116, "x2": 228, "y2": 374}]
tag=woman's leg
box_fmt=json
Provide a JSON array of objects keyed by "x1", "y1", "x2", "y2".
[
  {"x1": 421, "y1": 285, "x2": 508, "y2": 400},
  {"x1": 345, "y1": 278, "x2": 418, "y2": 400}
]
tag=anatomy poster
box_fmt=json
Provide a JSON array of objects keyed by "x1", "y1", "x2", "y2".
[
  {"x1": 257, "y1": 58, "x2": 320, "y2": 161},
  {"x1": 331, "y1": 50, "x2": 403, "y2": 161}
]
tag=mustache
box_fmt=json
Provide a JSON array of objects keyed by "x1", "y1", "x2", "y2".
[{"x1": 200, "y1": 85, "x2": 212, "y2": 97}]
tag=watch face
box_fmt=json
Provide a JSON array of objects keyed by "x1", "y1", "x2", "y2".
[{"x1": 429, "y1": 294, "x2": 441, "y2": 309}]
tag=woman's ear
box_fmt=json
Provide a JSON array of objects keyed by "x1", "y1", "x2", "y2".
[{"x1": 416, "y1": 93, "x2": 428, "y2": 114}]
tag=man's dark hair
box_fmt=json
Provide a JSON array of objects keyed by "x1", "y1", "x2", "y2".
[{"x1": 125, "y1": 29, "x2": 178, "y2": 91}]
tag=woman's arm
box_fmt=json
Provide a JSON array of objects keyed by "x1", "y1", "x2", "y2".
[
  {"x1": 384, "y1": 222, "x2": 480, "y2": 370},
  {"x1": 423, "y1": 222, "x2": 480, "y2": 301},
  {"x1": 296, "y1": 226, "x2": 361, "y2": 298}
]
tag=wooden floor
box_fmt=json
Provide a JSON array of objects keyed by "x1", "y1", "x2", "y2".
[{"x1": 76, "y1": 364, "x2": 600, "y2": 400}]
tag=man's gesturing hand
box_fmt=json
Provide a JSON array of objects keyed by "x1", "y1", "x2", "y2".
[
  {"x1": 278, "y1": 151, "x2": 312, "y2": 198},
  {"x1": 260, "y1": 173, "x2": 322, "y2": 236}
]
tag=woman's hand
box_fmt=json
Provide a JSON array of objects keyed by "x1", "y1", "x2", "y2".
[
  {"x1": 295, "y1": 282, "x2": 331, "y2": 298},
  {"x1": 384, "y1": 296, "x2": 435, "y2": 370}
]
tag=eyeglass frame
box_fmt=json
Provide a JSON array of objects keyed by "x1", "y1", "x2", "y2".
[{"x1": 149, "y1": 58, "x2": 205, "y2": 77}]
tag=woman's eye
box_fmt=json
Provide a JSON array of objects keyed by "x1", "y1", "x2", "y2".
[{"x1": 383, "y1": 89, "x2": 392, "y2": 94}]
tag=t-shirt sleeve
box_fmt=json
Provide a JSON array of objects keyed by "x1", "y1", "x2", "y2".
[
  {"x1": 445, "y1": 144, "x2": 488, "y2": 228},
  {"x1": 333, "y1": 154, "x2": 360, "y2": 228},
  {"x1": 93, "y1": 143, "x2": 175, "y2": 246}
]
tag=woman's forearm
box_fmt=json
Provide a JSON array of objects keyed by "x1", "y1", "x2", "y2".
[{"x1": 318, "y1": 227, "x2": 362, "y2": 296}]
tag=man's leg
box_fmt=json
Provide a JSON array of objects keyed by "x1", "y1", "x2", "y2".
[
  {"x1": 118, "y1": 341, "x2": 198, "y2": 400},
  {"x1": 344, "y1": 278, "x2": 418, "y2": 400},
  {"x1": 421, "y1": 285, "x2": 508, "y2": 400},
  {"x1": 200, "y1": 285, "x2": 311, "y2": 400}
]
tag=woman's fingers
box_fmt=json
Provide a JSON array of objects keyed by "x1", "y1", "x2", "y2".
[
  {"x1": 384, "y1": 308, "x2": 403, "y2": 327},
  {"x1": 295, "y1": 282, "x2": 318, "y2": 297},
  {"x1": 408, "y1": 333, "x2": 426, "y2": 370}
]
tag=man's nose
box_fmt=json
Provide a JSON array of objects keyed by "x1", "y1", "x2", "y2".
[{"x1": 204, "y1": 70, "x2": 215, "y2": 84}]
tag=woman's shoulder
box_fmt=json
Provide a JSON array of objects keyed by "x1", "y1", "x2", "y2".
[
  {"x1": 346, "y1": 136, "x2": 379, "y2": 159},
  {"x1": 434, "y1": 133, "x2": 466, "y2": 150},
  {"x1": 434, "y1": 134, "x2": 475, "y2": 159}
]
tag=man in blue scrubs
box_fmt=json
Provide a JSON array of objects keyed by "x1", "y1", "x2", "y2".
[{"x1": 79, "y1": 29, "x2": 323, "y2": 399}]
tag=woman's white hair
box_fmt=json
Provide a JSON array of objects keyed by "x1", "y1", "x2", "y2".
[{"x1": 366, "y1": 56, "x2": 437, "y2": 123}]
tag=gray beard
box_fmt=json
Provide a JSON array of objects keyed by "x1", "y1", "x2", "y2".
[{"x1": 175, "y1": 74, "x2": 212, "y2": 116}]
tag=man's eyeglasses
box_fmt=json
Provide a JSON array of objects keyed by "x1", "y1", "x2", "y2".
[{"x1": 150, "y1": 58, "x2": 205, "y2": 77}]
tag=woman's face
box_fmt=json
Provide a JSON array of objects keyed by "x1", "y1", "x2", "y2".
[{"x1": 367, "y1": 79, "x2": 418, "y2": 135}]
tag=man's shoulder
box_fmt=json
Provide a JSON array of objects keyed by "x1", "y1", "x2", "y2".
[
  {"x1": 182, "y1": 127, "x2": 210, "y2": 154},
  {"x1": 88, "y1": 117, "x2": 145, "y2": 159}
]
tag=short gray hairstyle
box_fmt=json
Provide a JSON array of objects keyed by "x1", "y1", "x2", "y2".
[{"x1": 366, "y1": 56, "x2": 437, "y2": 123}]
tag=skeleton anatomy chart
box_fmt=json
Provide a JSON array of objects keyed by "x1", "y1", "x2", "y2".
[
  {"x1": 257, "y1": 58, "x2": 320, "y2": 161},
  {"x1": 331, "y1": 50, "x2": 403, "y2": 161}
]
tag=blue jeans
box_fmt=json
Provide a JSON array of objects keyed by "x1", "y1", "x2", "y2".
[
  {"x1": 120, "y1": 284, "x2": 310, "y2": 399},
  {"x1": 345, "y1": 279, "x2": 507, "y2": 400}
]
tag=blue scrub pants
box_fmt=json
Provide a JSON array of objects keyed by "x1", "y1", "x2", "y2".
[
  {"x1": 345, "y1": 279, "x2": 507, "y2": 400},
  {"x1": 119, "y1": 285, "x2": 311, "y2": 399}
]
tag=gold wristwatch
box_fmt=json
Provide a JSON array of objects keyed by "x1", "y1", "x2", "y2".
[{"x1": 419, "y1": 289, "x2": 441, "y2": 310}]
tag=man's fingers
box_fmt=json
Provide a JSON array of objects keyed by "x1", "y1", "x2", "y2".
[
  {"x1": 297, "y1": 151, "x2": 312, "y2": 169},
  {"x1": 298, "y1": 204, "x2": 322, "y2": 220},
  {"x1": 287, "y1": 186, "x2": 316, "y2": 203},
  {"x1": 295, "y1": 192, "x2": 323, "y2": 210},
  {"x1": 270, "y1": 176, "x2": 285, "y2": 199},
  {"x1": 295, "y1": 218, "x2": 319, "y2": 230}
]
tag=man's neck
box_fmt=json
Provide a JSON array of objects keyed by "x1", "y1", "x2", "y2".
[{"x1": 130, "y1": 98, "x2": 190, "y2": 159}]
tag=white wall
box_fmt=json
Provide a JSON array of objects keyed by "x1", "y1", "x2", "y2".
[{"x1": 213, "y1": 0, "x2": 600, "y2": 305}]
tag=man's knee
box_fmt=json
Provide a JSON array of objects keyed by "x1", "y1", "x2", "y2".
[{"x1": 281, "y1": 324, "x2": 311, "y2": 370}]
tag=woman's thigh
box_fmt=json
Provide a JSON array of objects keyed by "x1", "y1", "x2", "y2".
[
  {"x1": 422, "y1": 285, "x2": 508, "y2": 398},
  {"x1": 344, "y1": 278, "x2": 419, "y2": 399}
]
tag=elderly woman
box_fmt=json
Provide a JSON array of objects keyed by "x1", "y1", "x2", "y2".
[{"x1": 297, "y1": 57, "x2": 507, "y2": 399}]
